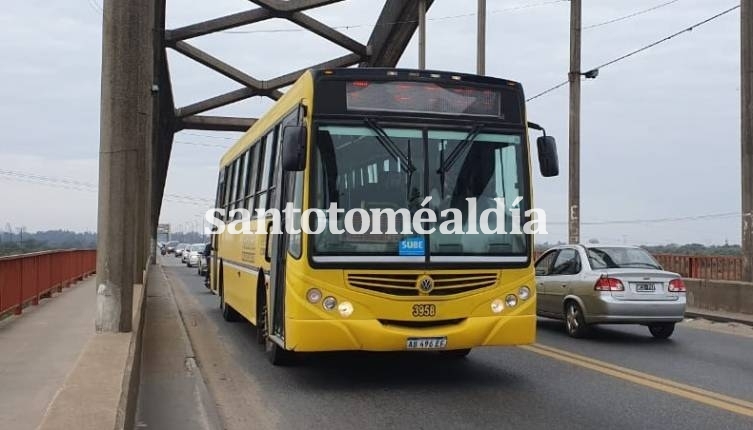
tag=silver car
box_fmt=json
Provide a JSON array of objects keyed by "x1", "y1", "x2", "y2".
[
  {"x1": 535, "y1": 244, "x2": 686, "y2": 339},
  {"x1": 186, "y1": 243, "x2": 205, "y2": 267}
]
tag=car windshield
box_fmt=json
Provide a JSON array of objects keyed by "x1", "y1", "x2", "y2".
[
  {"x1": 309, "y1": 124, "x2": 528, "y2": 261},
  {"x1": 191, "y1": 244, "x2": 203, "y2": 252},
  {"x1": 587, "y1": 247, "x2": 662, "y2": 270}
]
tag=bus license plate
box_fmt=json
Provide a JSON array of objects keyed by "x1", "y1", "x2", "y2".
[{"x1": 407, "y1": 337, "x2": 447, "y2": 350}]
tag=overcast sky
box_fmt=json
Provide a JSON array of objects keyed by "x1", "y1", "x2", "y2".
[{"x1": 0, "y1": 0, "x2": 743, "y2": 245}]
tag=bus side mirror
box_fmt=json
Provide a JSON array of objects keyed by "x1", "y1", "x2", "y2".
[
  {"x1": 282, "y1": 125, "x2": 307, "y2": 172},
  {"x1": 537, "y1": 136, "x2": 559, "y2": 177}
]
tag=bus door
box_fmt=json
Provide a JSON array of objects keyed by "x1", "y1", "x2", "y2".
[
  {"x1": 267, "y1": 107, "x2": 303, "y2": 343},
  {"x1": 211, "y1": 168, "x2": 227, "y2": 294}
]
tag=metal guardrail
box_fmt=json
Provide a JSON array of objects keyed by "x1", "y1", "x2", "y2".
[{"x1": 0, "y1": 249, "x2": 96, "y2": 317}]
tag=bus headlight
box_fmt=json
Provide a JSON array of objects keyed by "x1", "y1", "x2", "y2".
[
  {"x1": 505, "y1": 294, "x2": 518, "y2": 308},
  {"x1": 338, "y1": 301, "x2": 354, "y2": 317},
  {"x1": 518, "y1": 286, "x2": 531, "y2": 301},
  {"x1": 322, "y1": 296, "x2": 337, "y2": 311},
  {"x1": 306, "y1": 288, "x2": 322, "y2": 304},
  {"x1": 491, "y1": 299, "x2": 504, "y2": 314}
]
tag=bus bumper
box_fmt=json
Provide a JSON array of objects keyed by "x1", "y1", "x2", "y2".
[{"x1": 284, "y1": 314, "x2": 536, "y2": 352}]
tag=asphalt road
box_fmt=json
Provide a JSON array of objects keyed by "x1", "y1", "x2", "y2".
[{"x1": 158, "y1": 257, "x2": 753, "y2": 430}]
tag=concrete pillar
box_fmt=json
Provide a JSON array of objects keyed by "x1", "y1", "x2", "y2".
[{"x1": 96, "y1": 0, "x2": 156, "y2": 332}]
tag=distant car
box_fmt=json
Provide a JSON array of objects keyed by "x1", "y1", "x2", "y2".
[
  {"x1": 165, "y1": 241, "x2": 179, "y2": 254},
  {"x1": 181, "y1": 244, "x2": 192, "y2": 263},
  {"x1": 186, "y1": 243, "x2": 205, "y2": 268},
  {"x1": 535, "y1": 244, "x2": 687, "y2": 339},
  {"x1": 175, "y1": 243, "x2": 189, "y2": 258}
]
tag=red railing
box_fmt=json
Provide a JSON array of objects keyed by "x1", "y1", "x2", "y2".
[
  {"x1": 0, "y1": 249, "x2": 96, "y2": 317},
  {"x1": 653, "y1": 254, "x2": 743, "y2": 281}
]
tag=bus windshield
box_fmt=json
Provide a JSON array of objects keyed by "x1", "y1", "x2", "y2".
[{"x1": 310, "y1": 124, "x2": 528, "y2": 261}]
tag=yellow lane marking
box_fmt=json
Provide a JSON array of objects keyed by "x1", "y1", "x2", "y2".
[{"x1": 521, "y1": 343, "x2": 753, "y2": 418}]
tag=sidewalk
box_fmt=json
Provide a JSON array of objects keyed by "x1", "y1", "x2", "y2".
[
  {"x1": 0, "y1": 277, "x2": 95, "y2": 430},
  {"x1": 686, "y1": 307, "x2": 753, "y2": 326}
]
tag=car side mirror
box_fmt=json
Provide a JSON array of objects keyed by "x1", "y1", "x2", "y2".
[
  {"x1": 281, "y1": 125, "x2": 307, "y2": 172},
  {"x1": 537, "y1": 136, "x2": 559, "y2": 177}
]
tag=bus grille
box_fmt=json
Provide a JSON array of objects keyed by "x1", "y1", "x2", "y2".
[{"x1": 347, "y1": 273, "x2": 498, "y2": 296}]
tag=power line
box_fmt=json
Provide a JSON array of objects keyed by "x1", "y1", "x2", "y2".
[
  {"x1": 549, "y1": 212, "x2": 740, "y2": 226},
  {"x1": 86, "y1": 0, "x2": 102, "y2": 14},
  {"x1": 174, "y1": 140, "x2": 230, "y2": 149},
  {"x1": 181, "y1": 132, "x2": 238, "y2": 141},
  {"x1": 583, "y1": 0, "x2": 682, "y2": 30},
  {"x1": 591, "y1": 4, "x2": 740, "y2": 72},
  {"x1": 0, "y1": 169, "x2": 741, "y2": 225},
  {"x1": 527, "y1": 4, "x2": 740, "y2": 102},
  {"x1": 222, "y1": 0, "x2": 568, "y2": 34},
  {"x1": 0, "y1": 169, "x2": 214, "y2": 206}
]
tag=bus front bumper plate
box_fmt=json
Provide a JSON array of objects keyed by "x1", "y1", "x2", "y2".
[{"x1": 284, "y1": 314, "x2": 536, "y2": 352}]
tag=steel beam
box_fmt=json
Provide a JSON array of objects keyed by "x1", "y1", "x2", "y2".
[
  {"x1": 176, "y1": 87, "x2": 259, "y2": 119},
  {"x1": 362, "y1": 0, "x2": 435, "y2": 67},
  {"x1": 171, "y1": 41, "x2": 264, "y2": 88},
  {"x1": 264, "y1": 53, "x2": 362, "y2": 90},
  {"x1": 248, "y1": 0, "x2": 345, "y2": 13},
  {"x1": 178, "y1": 115, "x2": 258, "y2": 132},
  {"x1": 288, "y1": 13, "x2": 367, "y2": 55}
]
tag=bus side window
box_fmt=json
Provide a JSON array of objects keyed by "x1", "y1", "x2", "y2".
[
  {"x1": 234, "y1": 151, "x2": 249, "y2": 219},
  {"x1": 224, "y1": 163, "x2": 235, "y2": 212},
  {"x1": 254, "y1": 135, "x2": 268, "y2": 212},
  {"x1": 268, "y1": 127, "x2": 281, "y2": 207},
  {"x1": 215, "y1": 169, "x2": 226, "y2": 222},
  {"x1": 245, "y1": 143, "x2": 260, "y2": 213}
]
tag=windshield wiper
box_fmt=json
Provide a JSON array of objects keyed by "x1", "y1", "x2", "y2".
[
  {"x1": 436, "y1": 123, "x2": 485, "y2": 175},
  {"x1": 364, "y1": 118, "x2": 418, "y2": 202},
  {"x1": 364, "y1": 118, "x2": 416, "y2": 175}
]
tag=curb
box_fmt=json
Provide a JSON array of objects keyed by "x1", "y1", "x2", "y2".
[
  {"x1": 685, "y1": 310, "x2": 753, "y2": 327},
  {"x1": 158, "y1": 265, "x2": 224, "y2": 430}
]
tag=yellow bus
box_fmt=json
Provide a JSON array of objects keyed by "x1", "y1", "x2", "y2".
[{"x1": 209, "y1": 68, "x2": 559, "y2": 364}]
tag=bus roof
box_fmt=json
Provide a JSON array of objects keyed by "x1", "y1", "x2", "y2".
[
  {"x1": 218, "y1": 67, "x2": 524, "y2": 167},
  {"x1": 311, "y1": 67, "x2": 523, "y2": 90}
]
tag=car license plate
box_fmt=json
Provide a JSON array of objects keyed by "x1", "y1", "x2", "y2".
[
  {"x1": 635, "y1": 282, "x2": 656, "y2": 292},
  {"x1": 406, "y1": 337, "x2": 447, "y2": 350}
]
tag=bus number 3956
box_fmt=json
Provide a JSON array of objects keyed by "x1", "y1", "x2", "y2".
[{"x1": 412, "y1": 304, "x2": 436, "y2": 318}]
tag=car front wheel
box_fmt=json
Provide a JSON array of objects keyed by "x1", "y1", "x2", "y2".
[{"x1": 648, "y1": 322, "x2": 675, "y2": 339}]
